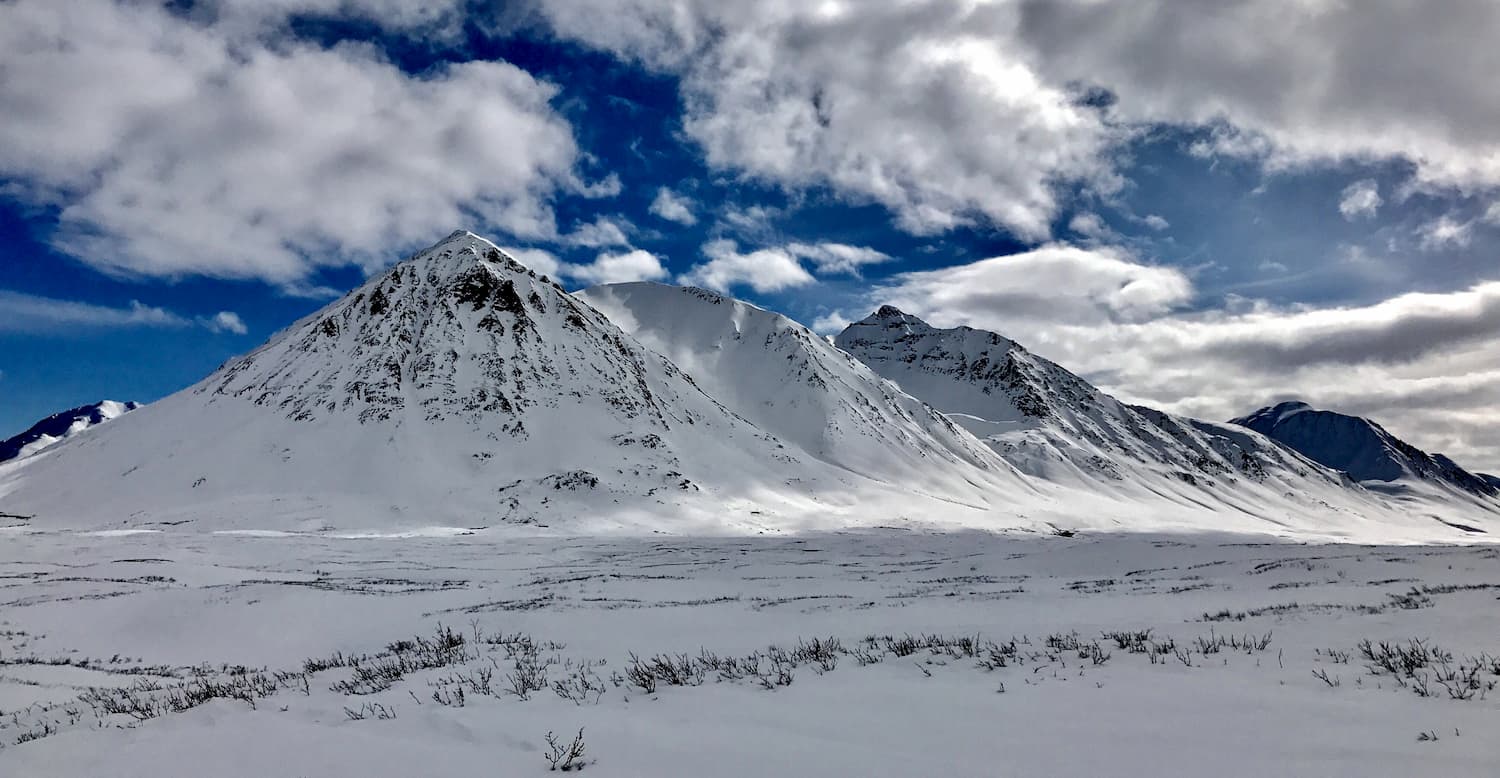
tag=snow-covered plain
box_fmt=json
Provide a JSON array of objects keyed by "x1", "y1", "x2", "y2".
[
  {"x1": 1, "y1": 526, "x2": 1497, "y2": 776},
  {"x1": 2, "y1": 232, "x2": 1498, "y2": 775}
]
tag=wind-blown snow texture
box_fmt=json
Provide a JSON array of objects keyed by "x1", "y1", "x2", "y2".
[
  {"x1": 1, "y1": 232, "x2": 1496, "y2": 541},
  {"x1": 0, "y1": 400, "x2": 139, "y2": 463},
  {"x1": 1232, "y1": 401, "x2": 1499, "y2": 497}
]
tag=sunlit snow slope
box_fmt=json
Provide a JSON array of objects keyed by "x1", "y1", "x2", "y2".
[
  {"x1": 836, "y1": 306, "x2": 1498, "y2": 539},
  {"x1": 1, "y1": 232, "x2": 1495, "y2": 541},
  {"x1": 0, "y1": 234, "x2": 1026, "y2": 533}
]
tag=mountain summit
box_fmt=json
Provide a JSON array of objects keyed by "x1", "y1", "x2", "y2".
[
  {"x1": 0, "y1": 400, "x2": 140, "y2": 463},
  {"x1": 0, "y1": 234, "x2": 1017, "y2": 532},
  {"x1": 834, "y1": 307, "x2": 1468, "y2": 533},
  {"x1": 1231, "y1": 401, "x2": 1497, "y2": 497},
  {"x1": 2, "y1": 231, "x2": 1494, "y2": 541}
]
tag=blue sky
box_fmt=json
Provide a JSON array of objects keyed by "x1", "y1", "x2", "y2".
[{"x1": 3, "y1": 1, "x2": 1499, "y2": 471}]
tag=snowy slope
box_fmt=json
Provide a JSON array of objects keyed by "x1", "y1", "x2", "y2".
[
  {"x1": 0, "y1": 234, "x2": 1027, "y2": 533},
  {"x1": 0, "y1": 400, "x2": 140, "y2": 463},
  {"x1": 835, "y1": 306, "x2": 1498, "y2": 537},
  {"x1": 576, "y1": 283, "x2": 1028, "y2": 499},
  {"x1": 2, "y1": 231, "x2": 1495, "y2": 541},
  {"x1": 1232, "y1": 401, "x2": 1499, "y2": 498}
]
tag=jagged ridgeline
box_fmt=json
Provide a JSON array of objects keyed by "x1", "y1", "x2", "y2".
[
  {"x1": 0, "y1": 231, "x2": 1494, "y2": 540},
  {"x1": 0, "y1": 233, "x2": 1019, "y2": 532}
]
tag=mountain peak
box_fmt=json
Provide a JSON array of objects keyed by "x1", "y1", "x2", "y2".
[
  {"x1": 853, "y1": 304, "x2": 931, "y2": 329},
  {"x1": 1231, "y1": 402, "x2": 1497, "y2": 496},
  {"x1": 1234, "y1": 400, "x2": 1315, "y2": 428},
  {"x1": 394, "y1": 230, "x2": 539, "y2": 278},
  {"x1": 0, "y1": 400, "x2": 141, "y2": 463}
]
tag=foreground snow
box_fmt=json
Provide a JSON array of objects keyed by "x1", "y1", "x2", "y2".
[{"x1": 1, "y1": 528, "x2": 1496, "y2": 776}]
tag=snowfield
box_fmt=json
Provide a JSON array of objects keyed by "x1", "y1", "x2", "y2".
[
  {"x1": 2, "y1": 231, "x2": 1498, "y2": 774},
  {"x1": 1, "y1": 527, "x2": 1497, "y2": 776}
]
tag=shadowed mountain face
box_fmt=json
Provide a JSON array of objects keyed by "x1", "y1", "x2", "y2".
[
  {"x1": 0, "y1": 401, "x2": 140, "y2": 463},
  {"x1": 1231, "y1": 401, "x2": 1498, "y2": 497}
]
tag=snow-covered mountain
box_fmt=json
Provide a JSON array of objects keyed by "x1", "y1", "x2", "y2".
[
  {"x1": 1231, "y1": 401, "x2": 1499, "y2": 498},
  {"x1": 0, "y1": 400, "x2": 140, "y2": 463},
  {"x1": 2, "y1": 231, "x2": 1495, "y2": 541},
  {"x1": 576, "y1": 283, "x2": 1024, "y2": 498},
  {"x1": 0, "y1": 233, "x2": 1023, "y2": 533},
  {"x1": 834, "y1": 306, "x2": 1496, "y2": 536}
]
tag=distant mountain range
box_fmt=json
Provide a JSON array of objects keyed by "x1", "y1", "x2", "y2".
[
  {"x1": 0, "y1": 400, "x2": 139, "y2": 463},
  {"x1": 1231, "y1": 401, "x2": 1497, "y2": 497},
  {"x1": 1, "y1": 231, "x2": 1494, "y2": 541}
]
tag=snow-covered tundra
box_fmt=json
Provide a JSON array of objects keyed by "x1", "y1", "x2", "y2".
[{"x1": 1, "y1": 232, "x2": 1496, "y2": 775}]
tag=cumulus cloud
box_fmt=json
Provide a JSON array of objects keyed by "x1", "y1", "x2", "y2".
[
  {"x1": 1014, "y1": 1, "x2": 1500, "y2": 189},
  {"x1": 0, "y1": 290, "x2": 244, "y2": 335},
  {"x1": 206, "y1": 311, "x2": 249, "y2": 335},
  {"x1": 679, "y1": 239, "x2": 816, "y2": 293},
  {"x1": 562, "y1": 217, "x2": 634, "y2": 248},
  {"x1": 0, "y1": 0, "x2": 589, "y2": 287},
  {"x1": 649, "y1": 188, "x2": 698, "y2": 226},
  {"x1": 1338, "y1": 180, "x2": 1382, "y2": 220},
  {"x1": 811, "y1": 310, "x2": 853, "y2": 335},
  {"x1": 501, "y1": 246, "x2": 666, "y2": 286},
  {"x1": 566, "y1": 249, "x2": 670, "y2": 285},
  {"x1": 874, "y1": 244, "x2": 1192, "y2": 327},
  {"x1": 867, "y1": 246, "x2": 1500, "y2": 472},
  {"x1": 541, "y1": 1, "x2": 1118, "y2": 240}
]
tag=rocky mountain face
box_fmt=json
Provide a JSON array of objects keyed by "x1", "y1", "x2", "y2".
[
  {"x1": 0, "y1": 401, "x2": 140, "y2": 463},
  {"x1": 1231, "y1": 401, "x2": 1498, "y2": 497},
  {"x1": 832, "y1": 306, "x2": 1410, "y2": 523},
  {"x1": 0, "y1": 234, "x2": 1015, "y2": 533},
  {"x1": 1, "y1": 232, "x2": 1494, "y2": 541},
  {"x1": 834, "y1": 307, "x2": 1325, "y2": 485}
]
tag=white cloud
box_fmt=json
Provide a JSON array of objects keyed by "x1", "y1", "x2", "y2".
[
  {"x1": 1014, "y1": 2, "x2": 1500, "y2": 189},
  {"x1": 1141, "y1": 214, "x2": 1170, "y2": 231},
  {"x1": 1067, "y1": 212, "x2": 1117, "y2": 241},
  {"x1": 0, "y1": 290, "x2": 244, "y2": 335},
  {"x1": 501, "y1": 246, "x2": 666, "y2": 286},
  {"x1": 1483, "y1": 202, "x2": 1500, "y2": 225},
  {"x1": 875, "y1": 244, "x2": 1192, "y2": 327},
  {"x1": 1338, "y1": 180, "x2": 1382, "y2": 220},
  {"x1": 566, "y1": 249, "x2": 670, "y2": 285},
  {"x1": 811, "y1": 310, "x2": 852, "y2": 335},
  {"x1": 544, "y1": 0, "x2": 1500, "y2": 238},
  {"x1": 649, "y1": 188, "x2": 698, "y2": 226},
  {"x1": 1416, "y1": 215, "x2": 1474, "y2": 251},
  {"x1": 501, "y1": 246, "x2": 566, "y2": 279},
  {"x1": 561, "y1": 217, "x2": 634, "y2": 248},
  {"x1": 679, "y1": 239, "x2": 817, "y2": 293},
  {"x1": 542, "y1": 1, "x2": 1118, "y2": 240},
  {"x1": 786, "y1": 242, "x2": 891, "y2": 276},
  {"x1": 0, "y1": 0, "x2": 587, "y2": 287},
  {"x1": 206, "y1": 311, "x2": 249, "y2": 335}
]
